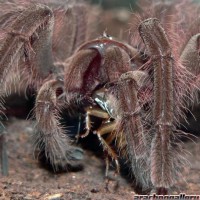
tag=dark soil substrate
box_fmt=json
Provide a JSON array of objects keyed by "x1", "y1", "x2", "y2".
[{"x1": 0, "y1": 118, "x2": 199, "y2": 200}]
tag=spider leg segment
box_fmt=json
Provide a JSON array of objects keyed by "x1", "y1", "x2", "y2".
[
  {"x1": 64, "y1": 48, "x2": 100, "y2": 104},
  {"x1": 0, "y1": 4, "x2": 56, "y2": 84},
  {"x1": 35, "y1": 79, "x2": 84, "y2": 171},
  {"x1": 107, "y1": 73, "x2": 148, "y2": 164},
  {"x1": 139, "y1": 18, "x2": 175, "y2": 192}
]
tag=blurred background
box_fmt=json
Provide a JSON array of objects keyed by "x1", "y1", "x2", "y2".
[
  {"x1": 89, "y1": 0, "x2": 137, "y2": 9},
  {"x1": 85, "y1": 0, "x2": 140, "y2": 41},
  {"x1": 88, "y1": 0, "x2": 200, "y2": 9}
]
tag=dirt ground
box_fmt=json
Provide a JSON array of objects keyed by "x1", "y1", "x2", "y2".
[
  {"x1": 0, "y1": 119, "x2": 134, "y2": 200},
  {"x1": 0, "y1": 117, "x2": 199, "y2": 200}
]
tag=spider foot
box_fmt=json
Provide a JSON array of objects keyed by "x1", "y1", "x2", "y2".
[
  {"x1": 67, "y1": 146, "x2": 84, "y2": 161},
  {"x1": 38, "y1": 146, "x2": 84, "y2": 173},
  {"x1": 62, "y1": 146, "x2": 84, "y2": 172}
]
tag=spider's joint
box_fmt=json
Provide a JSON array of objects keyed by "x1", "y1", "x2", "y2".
[
  {"x1": 121, "y1": 110, "x2": 140, "y2": 118},
  {"x1": 151, "y1": 53, "x2": 173, "y2": 61},
  {"x1": 155, "y1": 121, "x2": 173, "y2": 129},
  {"x1": 6, "y1": 29, "x2": 30, "y2": 43}
]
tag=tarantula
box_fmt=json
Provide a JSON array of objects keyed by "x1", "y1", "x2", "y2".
[{"x1": 0, "y1": 0, "x2": 199, "y2": 196}]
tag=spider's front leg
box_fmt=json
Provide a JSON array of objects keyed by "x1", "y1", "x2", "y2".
[
  {"x1": 35, "y1": 79, "x2": 84, "y2": 171},
  {"x1": 138, "y1": 18, "x2": 183, "y2": 194}
]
